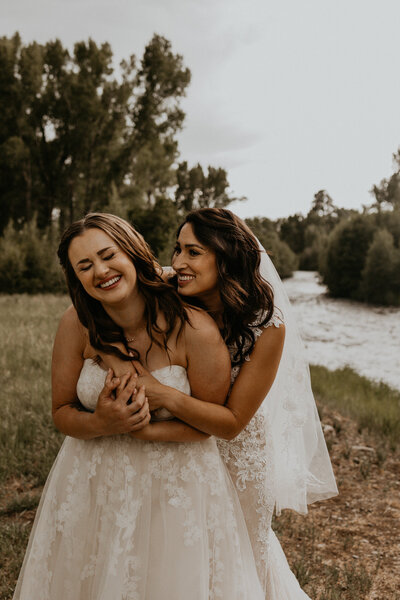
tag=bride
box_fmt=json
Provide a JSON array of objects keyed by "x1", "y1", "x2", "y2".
[
  {"x1": 105, "y1": 208, "x2": 338, "y2": 598},
  {"x1": 13, "y1": 213, "x2": 265, "y2": 599}
]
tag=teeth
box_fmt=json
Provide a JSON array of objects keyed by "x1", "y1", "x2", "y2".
[
  {"x1": 99, "y1": 276, "x2": 121, "y2": 288},
  {"x1": 178, "y1": 275, "x2": 195, "y2": 281}
]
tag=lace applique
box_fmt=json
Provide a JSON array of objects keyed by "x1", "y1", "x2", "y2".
[
  {"x1": 217, "y1": 310, "x2": 283, "y2": 589},
  {"x1": 15, "y1": 364, "x2": 263, "y2": 600}
]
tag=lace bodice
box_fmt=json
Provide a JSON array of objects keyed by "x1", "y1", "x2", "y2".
[{"x1": 77, "y1": 360, "x2": 189, "y2": 421}]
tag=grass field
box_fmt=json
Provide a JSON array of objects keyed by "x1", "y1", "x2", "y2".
[{"x1": 1, "y1": 294, "x2": 399, "y2": 599}]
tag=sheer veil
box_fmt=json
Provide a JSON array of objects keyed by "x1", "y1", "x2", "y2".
[{"x1": 258, "y1": 242, "x2": 338, "y2": 515}]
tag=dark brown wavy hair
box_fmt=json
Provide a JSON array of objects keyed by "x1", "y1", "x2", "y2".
[
  {"x1": 175, "y1": 208, "x2": 274, "y2": 365},
  {"x1": 58, "y1": 212, "x2": 189, "y2": 362}
]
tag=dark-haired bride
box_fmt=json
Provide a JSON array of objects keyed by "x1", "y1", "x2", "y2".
[
  {"x1": 13, "y1": 213, "x2": 265, "y2": 599},
  {"x1": 106, "y1": 208, "x2": 338, "y2": 598}
]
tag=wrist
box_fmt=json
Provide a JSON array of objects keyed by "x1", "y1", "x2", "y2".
[
  {"x1": 91, "y1": 412, "x2": 107, "y2": 438},
  {"x1": 161, "y1": 387, "x2": 183, "y2": 416}
]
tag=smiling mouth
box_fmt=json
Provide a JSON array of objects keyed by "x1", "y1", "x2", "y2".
[
  {"x1": 177, "y1": 274, "x2": 196, "y2": 285},
  {"x1": 98, "y1": 275, "x2": 122, "y2": 289},
  {"x1": 177, "y1": 274, "x2": 195, "y2": 281}
]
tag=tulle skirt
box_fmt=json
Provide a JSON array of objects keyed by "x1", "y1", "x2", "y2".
[{"x1": 13, "y1": 434, "x2": 264, "y2": 600}]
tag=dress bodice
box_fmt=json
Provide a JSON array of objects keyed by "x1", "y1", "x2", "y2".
[{"x1": 76, "y1": 360, "x2": 190, "y2": 421}]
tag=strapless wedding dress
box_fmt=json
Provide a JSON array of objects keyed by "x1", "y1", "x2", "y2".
[{"x1": 13, "y1": 362, "x2": 264, "y2": 600}]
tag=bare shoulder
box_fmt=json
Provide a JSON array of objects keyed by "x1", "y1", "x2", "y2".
[
  {"x1": 55, "y1": 304, "x2": 87, "y2": 349},
  {"x1": 59, "y1": 304, "x2": 80, "y2": 327},
  {"x1": 252, "y1": 321, "x2": 286, "y2": 358},
  {"x1": 184, "y1": 307, "x2": 222, "y2": 342}
]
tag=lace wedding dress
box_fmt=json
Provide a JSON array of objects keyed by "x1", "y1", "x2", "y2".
[
  {"x1": 13, "y1": 362, "x2": 264, "y2": 600},
  {"x1": 217, "y1": 316, "x2": 311, "y2": 599}
]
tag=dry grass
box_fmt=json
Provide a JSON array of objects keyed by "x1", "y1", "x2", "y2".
[{"x1": 274, "y1": 405, "x2": 400, "y2": 599}]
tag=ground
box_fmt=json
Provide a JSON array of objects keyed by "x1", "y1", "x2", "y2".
[{"x1": 274, "y1": 405, "x2": 400, "y2": 599}]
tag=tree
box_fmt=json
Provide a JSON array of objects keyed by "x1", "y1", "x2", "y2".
[
  {"x1": 125, "y1": 35, "x2": 191, "y2": 206},
  {"x1": 175, "y1": 162, "x2": 245, "y2": 214},
  {"x1": 278, "y1": 213, "x2": 306, "y2": 255},
  {"x1": 245, "y1": 217, "x2": 298, "y2": 278},
  {"x1": 370, "y1": 148, "x2": 400, "y2": 214},
  {"x1": 0, "y1": 33, "x2": 243, "y2": 267},
  {"x1": 0, "y1": 34, "x2": 193, "y2": 231},
  {"x1": 322, "y1": 216, "x2": 375, "y2": 299},
  {"x1": 361, "y1": 230, "x2": 400, "y2": 305}
]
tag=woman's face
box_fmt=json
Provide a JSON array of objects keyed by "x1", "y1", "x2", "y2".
[
  {"x1": 68, "y1": 228, "x2": 138, "y2": 305},
  {"x1": 172, "y1": 223, "x2": 219, "y2": 303}
]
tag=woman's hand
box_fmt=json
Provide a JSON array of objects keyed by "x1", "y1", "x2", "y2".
[
  {"x1": 94, "y1": 369, "x2": 151, "y2": 436},
  {"x1": 130, "y1": 360, "x2": 165, "y2": 411}
]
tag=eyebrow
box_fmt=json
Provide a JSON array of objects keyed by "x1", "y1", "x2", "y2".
[
  {"x1": 176, "y1": 242, "x2": 205, "y2": 251},
  {"x1": 75, "y1": 246, "x2": 115, "y2": 267}
]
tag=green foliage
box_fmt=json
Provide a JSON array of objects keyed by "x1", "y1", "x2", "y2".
[
  {"x1": 0, "y1": 33, "x2": 241, "y2": 266},
  {"x1": 245, "y1": 217, "x2": 299, "y2": 278},
  {"x1": 175, "y1": 162, "x2": 244, "y2": 214},
  {"x1": 321, "y1": 216, "x2": 375, "y2": 299},
  {"x1": 278, "y1": 191, "x2": 356, "y2": 270},
  {"x1": 299, "y1": 225, "x2": 329, "y2": 270},
  {"x1": 360, "y1": 229, "x2": 400, "y2": 305},
  {"x1": 0, "y1": 220, "x2": 65, "y2": 293},
  {"x1": 311, "y1": 365, "x2": 400, "y2": 449},
  {"x1": 0, "y1": 33, "x2": 193, "y2": 230},
  {"x1": 130, "y1": 197, "x2": 180, "y2": 263}
]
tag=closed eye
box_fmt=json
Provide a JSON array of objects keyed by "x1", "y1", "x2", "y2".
[{"x1": 103, "y1": 253, "x2": 115, "y2": 261}]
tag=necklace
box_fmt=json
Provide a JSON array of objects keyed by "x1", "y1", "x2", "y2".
[{"x1": 124, "y1": 324, "x2": 146, "y2": 344}]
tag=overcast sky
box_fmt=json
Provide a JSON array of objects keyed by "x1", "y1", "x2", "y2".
[{"x1": 2, "y1": 0, "x2": 400, "y2": 219}]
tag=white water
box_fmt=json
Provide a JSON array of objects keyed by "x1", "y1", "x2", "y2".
[{"x1": 282, "y1": 271, "x2": 400, "y2": 391}]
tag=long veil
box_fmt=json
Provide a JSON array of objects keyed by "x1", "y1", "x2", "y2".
[{"x1": 258, "y1": 243, "x2": 338, "y2": 514}]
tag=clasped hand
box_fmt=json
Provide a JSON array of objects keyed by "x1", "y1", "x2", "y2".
[{"x1": 95, "y1": 369, "x2": 151, "y2": 436}]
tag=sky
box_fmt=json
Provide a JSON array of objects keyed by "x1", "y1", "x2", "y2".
[{"x1": 2, "y1": 0, "x2": 400, "y2": 219}]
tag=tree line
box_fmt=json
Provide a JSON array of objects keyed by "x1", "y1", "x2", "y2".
[
  {"x1": 0, "y1": 33, "x2": 399, "y2": 305},
  {"x1": 251, "y1": 165, "x2": 400, "y2": 306}
]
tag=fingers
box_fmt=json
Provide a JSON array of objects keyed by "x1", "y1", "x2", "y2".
[
  {"x1": 116, "y1": 372, "x2": 131, "y2": 395},
  {"x1": 130, "y1": 359, "x2": 145, "y2": 375},
  {"x1": 99, "y1": 369, "x2": 120, "y2": 399},
  {"x1": 129, "y1": 398, "x2": 151, "y2": 431},
  {"x1": 127, "y1": 384, "x2": 147, "y2": 413},
  {"x1": 129, "y1": 413, "x2": 151, "y2": 431},
  {"x1": 115, "y1": 373, "x2": 138, "y2": 405}
]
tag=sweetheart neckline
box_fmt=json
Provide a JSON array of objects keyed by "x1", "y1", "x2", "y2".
[{"x1": 82, "y1": 358, "x2": 187, "y2": 377}]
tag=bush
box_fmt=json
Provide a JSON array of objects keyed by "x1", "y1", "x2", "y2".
[
  {"x1": 299, "y1": 226, "x2": 329, "y2": 271},
  {"x1": 321, "y1": 216, "x2": 375, "y2": 299},
  {"x1": 245, "y1": 217, "x2": 299, "y2": 278},
  {"x1": 0, "y1": 221, "x2": 65, "y2": 294},
  {"x1": 360, "y1": 229, "x2": 400, "y2": 305}
]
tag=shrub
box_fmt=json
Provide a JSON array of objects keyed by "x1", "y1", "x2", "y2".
[
  {"x1": 360, "y1": 229, "x2": 400, "y2": 305},
  {"x1": 0, "y1": 221, "x2": 65, "y2": 293},
  {"x1": 245, "y1": 217, "x2": 299, "y2": 278},
  {"x1": 321, "y1": 216, "x2": 375, "y2": 299}
]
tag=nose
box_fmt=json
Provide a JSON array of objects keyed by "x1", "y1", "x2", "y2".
[
  {"x1": 172, "y1": 252, "x2": 187, "y2": 271},
  {"x1": 93, "y1": 260, "x2": 110, "y2": 281}
]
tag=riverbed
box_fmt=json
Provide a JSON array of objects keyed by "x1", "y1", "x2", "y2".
[{"x1": 282, "y1": 271, "x2": 400, "y2": 391}]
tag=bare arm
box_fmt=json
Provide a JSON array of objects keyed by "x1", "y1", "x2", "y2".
[
  {"x1": 131, "y1": 309, "x2": 231, "y2": 442},
  {"x1": 52, "y1": 306, "x2": 150, "y2": 439},
  {"x1": 131, "y1": 420, "x2": 210, "y2": 442},
  {"x1": 136, "y1": 323, "x2": 286, "y2": 440}
]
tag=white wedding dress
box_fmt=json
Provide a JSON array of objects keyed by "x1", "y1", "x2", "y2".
[
  {"x1": 13, "y1": 362, "x2": 265, "y2": 600},
  {"x1": 218, "y1": 316, "x2": 311, "y2": 599}
]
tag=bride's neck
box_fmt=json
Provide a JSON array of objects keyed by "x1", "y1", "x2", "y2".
[{"x1": 102, "y1": 291, "x2": 146, "y2": 333}]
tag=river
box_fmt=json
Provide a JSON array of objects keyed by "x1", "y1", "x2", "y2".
[{"x1": 282, "y1": 271, "x2": 400, "y2": 391}]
